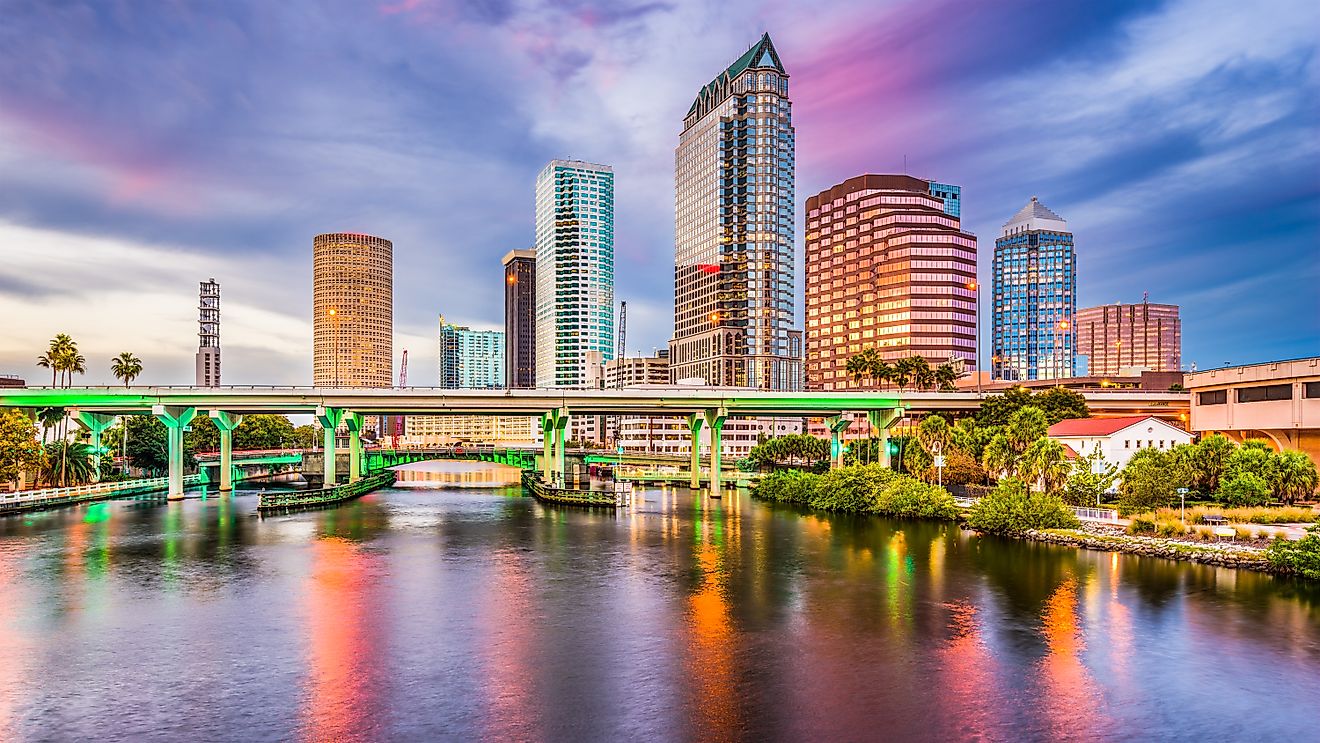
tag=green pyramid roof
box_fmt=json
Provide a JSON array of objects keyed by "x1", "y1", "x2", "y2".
[{"x1": 687, "y1": 33, "x2": 786, "y2": 118}]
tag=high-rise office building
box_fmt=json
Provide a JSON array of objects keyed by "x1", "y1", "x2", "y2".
[
  {"x1": 992, "y1": 197, "x2": 1076, "y2": 381},
  {"x1": 195, "y1": 278, "x2": 220, "y2": 387},
  {"x1": 534, "y1": 160, "x2": 615, "y2": 388},
  {"x1": 670, "y1": 33, "x2": 799, "y2": 390},
  {"x1": 804, "y1": 175, "x2": 977, "y2": 391},
  {"x1": 1078, "y1": 299, "x2": 1181, "y2": 376},
  {"x1": 502, "y1": 248, "x2": 536, "y2": 388},
  {"x1": 313, "y1": 232, "x2": 393, "y2": 387},
  {"x1": 438, "y1": 317, "x2": 505, "y2": 389}
]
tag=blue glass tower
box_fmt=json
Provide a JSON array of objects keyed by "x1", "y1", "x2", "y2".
[
  {"x1": 928, "y1": 182, "x2": 961, "y2": 218},
  {"x1": 992, "y1": 197, "x2": 1076, "y2": 380},
  {"x1": 438, "y1": 317, "x2": 505, "y2": 389}
]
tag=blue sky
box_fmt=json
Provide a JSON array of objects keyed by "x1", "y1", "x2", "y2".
[{"x1": 0, "y1": 0, "x2": 1316, "y2": 385}]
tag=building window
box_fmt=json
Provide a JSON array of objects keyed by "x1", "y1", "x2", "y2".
[
  {"x1": 1237, "y1": 384, "x2": 1292, "y2": 403},
  {"x1": 1305, "y1": 381, "x2": 1320, "y2": 399},
  {"x1": 1197, "y1": 390, "x2": 1227, "y2": 405}
]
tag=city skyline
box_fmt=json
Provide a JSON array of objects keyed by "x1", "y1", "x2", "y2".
[{"x1": 1, "y1": 0, "x2": 1317, "y2": 386}]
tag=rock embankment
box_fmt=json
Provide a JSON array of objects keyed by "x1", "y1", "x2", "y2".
[{"x1": 1023, "y1": 525, "x2": 1272, "y2": 572}]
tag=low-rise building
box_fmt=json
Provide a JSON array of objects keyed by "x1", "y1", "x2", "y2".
[
  {"x1": 401, "y1": 415, "x2": 539, "y2": 447},
  {"x1": 1186, "y1": 357, "x2": 1320, "y2": 467},
  {"x1": 1047, "y1": 415, "x2": 1194, "y2": 470}
]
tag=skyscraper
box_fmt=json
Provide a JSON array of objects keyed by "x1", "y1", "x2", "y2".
[
  {"x1": 1078, "y1": 299, "x2": 1181, "y2": 376},
  {"x1": 534, "y1": 160, "x2": 615, "y2": 388},
  {"x1": 804, "y1": 175, "x2": 977, "y2": 391},
  {"x1": 438, "y1": 317, "x2": 505, "y2": 389},
  {"x1": 195, "y1": 278, "x2": 220, "y2": 387},
  {"x1": 313, "y1": 232, "x2": 393, "y2": 387},
  {"x1": 502, "y1": 248, "x2": 536, "y2": 388},
  {"x1": 992, "y1": 197, "x2": 1076, "y2": 381},
  {"x1": 670, "y1": 33, "x2": 799, "y2": 390}
]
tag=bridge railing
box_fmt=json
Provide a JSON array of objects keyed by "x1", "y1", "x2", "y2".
[
  {"x1": 0, "y1": 474, "x2": 204, "y2": 513},
  {"x1": 1071, "y1": 506, "x2": 1121, "y2": 523}
]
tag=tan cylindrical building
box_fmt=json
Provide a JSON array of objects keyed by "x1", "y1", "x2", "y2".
[{"x1": 313, "y1": 232, "x2": 393, "y2": 387}]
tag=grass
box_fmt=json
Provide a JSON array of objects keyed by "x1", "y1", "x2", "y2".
[{"x1": 1133, "y1": 505, "x2": 1318, "y2": 527}]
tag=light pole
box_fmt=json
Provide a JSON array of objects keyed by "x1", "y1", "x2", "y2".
[{"x1": 967, "y1": 281, "x2": 981, "y2": 394}]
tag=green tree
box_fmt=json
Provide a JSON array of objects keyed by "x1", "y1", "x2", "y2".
[
  {"x1": 1219, "y1": 472, "x2": 1270, "y2": 507},
  {"x1": 1019, "y1": 438, "x2": 1070, "y2": 494},
  {"x1": 125, "y1": 416, "x2": 169, "y2": 474},
  {"x1": 981, "y1": 406, "x2": 1048, "y2": 479},
  {"x1": 915, "y1": 414, "x2": 951, "y2": 455},
  {"x1": 1190, "y1": 434, "x2": 1234, "y2": 494},
  {"x1": 949, "y1": 417, "x2": 995, "y2": 460},
  {"x1": 185, "y1": 415, "x2": 220, "y2": 453},
  {"x1": 1225, "y1": 440, "x2": 1273, "y2": 483},
  {"x1": 747, "y1": 434, "x2": 830, "y2": 470},
  {"x1": 111, "y1": 352, "x2": 143, "y2": 387},
  {"x1": 1033, "y1": 387, "x2": 1090, "y2": 425},
  {"x1": 976, "y1": 386, "x2": 1035, "y2": 426},
  {"x1": 1266, "y1": 524, "x2": 1320, "y2": 579},
  {"x1": 0, "y1": 409, "x2": 45, "y2": 487},
  {"x1": 40, "y1": 441, "x2": 95, "y2": 487},
  {"x1": 1118, "y1": 447, "x2": 1188, "y2": 515},
  {"x1": 1269, "y1": 450, "x2": 1318, "y2": 505},
  {"x1": 1061, "y1": 449, "x2": 1117, "y2": 506},
  {"x1": 234, "y1": 415, "x2": 298, "y2": 450},
  {"x1": 967, "y1": 478, "x2": 1080, "y2": 534},
  {"x1": 934, "y1": 363, "x2": 960, "y2": 392},
  {"x1": 292, "y1": 424, "x2": 319, "y2": 449}
]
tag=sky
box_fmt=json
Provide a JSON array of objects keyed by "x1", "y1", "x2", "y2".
[{"x1": 0, "y1": 0, "x2": 1316, "y2": 387}]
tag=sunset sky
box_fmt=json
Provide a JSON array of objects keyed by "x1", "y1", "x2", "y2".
[{"x1": 1, "y1": 0, "x2": 1316, "y2": 385}]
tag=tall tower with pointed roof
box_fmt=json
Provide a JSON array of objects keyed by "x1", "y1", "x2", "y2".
[
  {"x1": 992, "y1": 197, "x2": 1076, "y2": 381},
  {"x1": 669, "y1": 33, "x2": 799, "y2": 390}
]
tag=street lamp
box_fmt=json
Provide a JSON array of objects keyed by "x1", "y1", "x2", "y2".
[{"x1": 966, "y1": 281, "x2": 980, "y2": 395}]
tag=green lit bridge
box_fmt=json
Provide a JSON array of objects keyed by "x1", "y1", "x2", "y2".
[{"x1": 0, "y1": 386, "x2": 1188, "y2": 500}]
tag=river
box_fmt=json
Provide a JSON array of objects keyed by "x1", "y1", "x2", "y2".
[{"x1": 0, "y1": 461, "x2": 1317, "y2": 742}]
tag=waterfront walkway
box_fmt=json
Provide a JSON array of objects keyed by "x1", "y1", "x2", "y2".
[{"x1": 0, "y1": 475, "x2": 204, "y2": 515}]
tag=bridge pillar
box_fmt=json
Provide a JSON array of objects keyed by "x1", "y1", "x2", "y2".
[
  {"x1": 209, "y1": 411, "x2": 243, "y2": 491},
  {"x1": 686, "y1": 413, "x2": 704, "y2": 489},
  {"x1": 541, "y1": 414, "x2": 555, "y2": 480},
  {"x1": 868, "y1": 408, "x2": 903, "y2": 469},
  {"x1": 553, "y1": 408, "x2": 571, "y2": 485},
  {"x1": 153, "y1": 405, "x2": 197, "y2": 500},
  {"x1": 704, "y1": 407, "x2": 727, "y2": 499},
  {"x1": 344, "y1": 412, "x2": 363, "y2": 483},
  {"x1": 826, "y1": 415, "x2": 852, "y2": 469},
  {"x1": 316, "y1": 407, "x2": 344, "y2": 486},
  {"x1": 73, "y1": 410, "x2": 116, "y2": 483}
]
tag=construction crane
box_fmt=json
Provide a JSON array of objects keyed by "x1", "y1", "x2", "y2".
[
  {"x1": 389, "y1": 350, "x2": 408, "y2": 440},
  {"x1": 399, "y1": 349, "x2": 408, "y2": 387}
]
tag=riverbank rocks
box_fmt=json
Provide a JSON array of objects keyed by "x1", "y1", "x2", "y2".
[{"x1": 1022, "y1": 527, "x2": 1273, "y2": 572}]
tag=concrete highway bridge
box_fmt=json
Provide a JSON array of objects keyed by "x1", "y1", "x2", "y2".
[{"x1": 0, "y1": 386, "x2": 1188, "y2": 500}]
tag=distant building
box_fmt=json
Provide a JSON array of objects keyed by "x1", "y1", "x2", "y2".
[
  {"x1": 1048, "y1": 415, "x2": 1193, "y2": 471},
  {"x1": 804, "y1": 174, "x2": 977, "y2": 391},
  {"x1": 1077, "y1": 300, "x2": 1181, "y2": 376},
  {"x1": 313, "y1": 232, "x2": 393, "y2": 387},
  {"x1": 438, "y1": 318, "x2": 504, "y2": 389},
  {"x1": 502, "y1": 249, "x2": 536, "y2": 389},
  {"x1": 1186, "y1": 357, "x2": 1320, "y2": 469},
  {"x1": 403, "y1": 415, "x2": 538, "y2": 447},
  {"x1": 196, "y1": 278, "x2": 220, "y2": 387},
  {"x1": 992, "y1": 197, "x2": 1076, "y2": 381},
  {"x1": 605, "y1": 350, "x2": 670, "y2": 388},
  {"x1": 670, "y1": 33, "x2": 800, "y2": 391},
  {"x1": 535, "y1": 160, "x2": 615, "y2": 388},
  {"x1": 0, "y1": 374, "x2": 24, "y2": 388}
]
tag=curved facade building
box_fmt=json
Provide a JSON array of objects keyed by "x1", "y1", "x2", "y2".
[{"x1": 313, "y1": 232, "x2": 393, "y2": 387}]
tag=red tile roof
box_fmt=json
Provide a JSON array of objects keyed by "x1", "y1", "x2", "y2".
[
  {"x1": 1059, "y1": 443, "x2": 1080, "y2": 459},
  {"x1": 1047, "y1": 415, "x2": 1157, "y2": 437}
]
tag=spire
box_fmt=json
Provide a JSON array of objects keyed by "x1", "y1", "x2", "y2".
[
  {"x1": 687, "y1": 32, "x2": 787, "y2": 118},
  {"x1": 1001, "y1": 196, "x2": 1067, "y2": 237}
]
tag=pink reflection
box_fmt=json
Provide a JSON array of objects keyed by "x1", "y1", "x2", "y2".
[
  {"x1": 476, "y1": 549, "x2": 541, "y2": 740},
  {"x1": 0, "y1": 546, "x2": 30, "y2": 741},
  {"x1": 935, "y1": 599, "x2": 1005, "y2": 733},
  {"x1": 1036, "y1": 576, "x2": 1107, "y2": 737}
]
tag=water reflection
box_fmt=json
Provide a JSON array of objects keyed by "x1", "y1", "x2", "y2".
[
  {"x1": 394, "y1": 460, "x2": 521, "y2": 488},
  {"x1": 0, "y1": 461, "x2": 1316, "y2": 741}
]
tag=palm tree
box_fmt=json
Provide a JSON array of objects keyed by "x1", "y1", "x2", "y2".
[
  {"x1": 111, "y1": 352, "x2": 142, "y2": 387},
  {"x1": 1019, "y1": 438, "x2": 1069, "y2": 493},
  {"x1": 37, "y1": 407, "x2": 63, "y2": 445},
  {"x1": 45, "y1": 334, "x2": 76, "y2": 387},
  {"x1": 872, "y1": 359, "x2": 894, "y2": 390},
  {"x1": 845, "y1": 353, "x2": 870, "y2": 388},
  {"x1": 1270, "y1": 450, "x2": 1318, "y2": 505},
  {"x1": 65, "y1": 352, "x2": 86, "y2": 388},
  {"x1": 37, "y1": 353, "x2": 56, "y2": 387},
  {"x1": 41, "y1": 441, "x2": 95, "y2": 487},
  {"x1": 934, "y1": 363, "x2": 959, "y2": 392}
]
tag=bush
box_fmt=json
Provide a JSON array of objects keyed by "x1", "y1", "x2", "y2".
[
  {"x1": 967, "y1": 478, "x2": 1081, "y2": 535},
  {"x1": 1219, "y1": 472, "x2": 1271, "y2": 507},
  {"x1": 1128, "y1": 515, "x2": 1157, "y2": 535},
  {"x1": 810, "y1": 464, "x2": 892, "y2": 511},
  {"x1": 1266, "y1": 526, "x2": 1320, "y2": 579},
  {"x1": 1156, "y1": 520, "x2": 1185, "y2": 537},
  {"x1": 1118, "y1": 448, "x2": 1188, "y2": 516},
  {"x1": 875, "y1": 477, "x2": 959, "y2": 520},
  {"x1": 754, "y1": 470, "x2": 820, "y2": 505}
]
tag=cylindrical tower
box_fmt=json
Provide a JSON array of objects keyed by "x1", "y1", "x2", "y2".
[{"x1": 313, "y1": 232, "x2": 393, "y2": 387}]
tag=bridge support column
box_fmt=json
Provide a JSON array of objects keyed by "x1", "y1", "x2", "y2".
[
  {"x1": 153, "y1": 405, "x2": 197, "y2": 500},
  {"x1": 316, "y1": 407, "x2": 343, "y2": 486},
  {"x1": 209, "y1": 411, "x2": 243, "y2": 492},
  {"x1": 541, "y1": 414, "x2": 554, "y2": 480},
  {"x1": 826, "y1": 415, "x2": 852, "y2": 469},
  {"x1": 344, "y1": 412, "x2": 363, "y2": 483},
  {"x1": 686, "y1": 413, "x2": 704, "y2": 489},
  {"x1": 868, "y1": 408, "x2": 903, "y2": 469},
  {"x1": 73, "y1": 410, "x2": 116, "y2": 483},
  {"x1": 704, "y1": 407, "x2": 727, "y2": 499}
]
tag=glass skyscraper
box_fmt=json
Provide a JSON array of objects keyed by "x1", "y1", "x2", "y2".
[
  {"x1": 438, "y1": 317, "x2": 504, "y2": 389},
  {"x1": 534, "y1": 159, "x2": 615, "y2": 388},
  {"x1": 992, "y1": 197, "x2": 1076, "y2": 380},
  {"x1": 670, "y1": 33, "x2": 799, "y2": 390}
]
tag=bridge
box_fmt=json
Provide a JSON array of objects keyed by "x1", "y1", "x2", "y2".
[{"x1": 0, "y1": 385, "x2": 1188, "y2": 501}]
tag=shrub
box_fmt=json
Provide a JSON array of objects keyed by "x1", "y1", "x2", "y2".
[
  {"x1": 1266, "y1": 525, "x2": 1320, "y2": 579},
  {"x1": 1193, "y1": 527, "x2": 1215, "y2": 542},
  {"x1": 1233, "y1": 526, "x2": 1255, "y2": 540},
  {"x1": 1128, "y1": 515, "x2": 1157, "y2": 535},
  {"x1": 875, "y1": 477, "x2": 959, "y2": 520},
  {"x1": 754, "y1": 470, "x2": 820, "y2": 505},
  {"x1": 1118, "y1": 447, "x2": 1189, "y2": 515},
  {"x1": 967, "y1": 478, "x2": 1081, "y2": 535},
  {"x1": 1156, "y1": 520, "x2": 1185, "y2": 537},
  {"x1": 810, "y1": 464, "x2": 893, "y2": 512},
  {"x1": 1219, "y1": 472, "x2": 1271, "y2": 507}
]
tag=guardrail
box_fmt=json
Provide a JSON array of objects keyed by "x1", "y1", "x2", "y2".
[
  {"x1": 0, "y1": 474, "x2": 204, "y2": 515},
  {"x1": 257, "y1": 470, "x2": 396, "y2": 512},
  {"x1": 1072, "y1": 506, "x2": 1121, "y2": 523}
]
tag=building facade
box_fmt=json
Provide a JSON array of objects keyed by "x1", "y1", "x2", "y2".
[
  {"x1": 1187, "y1": 357, "x2": 1320, "y2": 468},
  {"x1": 670, "y1": 33, "x2": 799, "y2": 391},
  {"x1": 1077, "y1": 300, "x2": 1181, "y2": 376},
  {"x1": 534, "y1": 160, "x2": 615, "y2": 388},
  {"x1": 605, "y1": 350, "x2": 671, "y2": 388},
  {"x1": 313, "y1": 232, "x2": 393, "y2": 387},
  {"x1": 195, "y1": 278, "x2": 220, "y2": 387},
  {"x1": 1047, "y1": 415, "x2": 1194, "y2": 471},
  {"x1": 402, "y1": 415, "x2": 538, "y2": 447},
  {"x1": 438, "y1": 318, "x2": 504, "y2": 389},
  {"x1": 502, "y1": 248, "x2": 536, "y2": 389},
  {"x1": 992, "y1": 197, "x2": 1076, "y2": 381},
  {"x1": 804, "y1": 174, "x2": 977, "y2": 391},
  {"x1": 617, "y1": 413, "x2": 802, "y2": 459}
]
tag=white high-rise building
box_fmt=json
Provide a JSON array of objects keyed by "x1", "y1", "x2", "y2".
[
  {"x1": 195, "y1": 278, "x2": 220, "y2": 387},
  {"x1": 534, "y1": 160, "x2": 615, "y2": 388}
]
